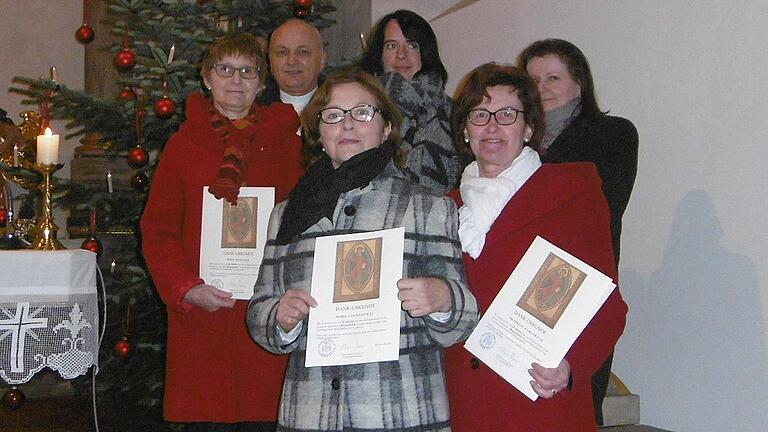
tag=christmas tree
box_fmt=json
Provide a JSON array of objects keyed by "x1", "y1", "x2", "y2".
[{"x1": 7, "y1": 0, "x2": 335, "y2": 429}]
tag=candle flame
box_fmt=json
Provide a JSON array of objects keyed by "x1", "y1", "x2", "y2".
[
  {"x1": 44, "y1": 127, "x2": 53, "y2": 136},
  {"x1": 359, "y1": 32, "x2": 366, "y2": 51}
]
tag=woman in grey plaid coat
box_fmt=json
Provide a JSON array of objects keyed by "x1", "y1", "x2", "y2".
[{"x1": 247, "y1": 70, "x2": 478, "y2": 432}]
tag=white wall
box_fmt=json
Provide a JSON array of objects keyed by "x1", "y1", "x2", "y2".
[
  {"x1": 373, "y1": 1, "x2": 768, "y2": 431},
  {"x1": 0, "y1": 0, "x2": 84, "y2": 177}
]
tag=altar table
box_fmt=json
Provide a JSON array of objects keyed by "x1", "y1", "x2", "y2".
[{"x1": 0, "y1": 249, "x2": 99, "y2": 385}]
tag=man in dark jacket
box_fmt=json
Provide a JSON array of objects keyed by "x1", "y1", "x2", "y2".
[{"x1": 258, "y1": 19, "x2": 325, "y2": 114}]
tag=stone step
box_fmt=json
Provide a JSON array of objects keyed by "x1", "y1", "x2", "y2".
[
  {"x1": 601, "y1": 426, "x2": 675, "y2": 432},
  {"x1": 602, "y1": 373, "x2": 641, "y2": 427}
]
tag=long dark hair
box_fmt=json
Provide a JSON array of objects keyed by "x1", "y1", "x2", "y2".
[
  {"x1": 518, "y1": 38, "x2": 602, "y2": 120},
  {"x1": 360, "y1": 9, "x2": 448, "y2": 86}
]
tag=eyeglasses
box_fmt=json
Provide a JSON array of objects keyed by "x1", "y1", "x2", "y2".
[
  {"x1": 319, "y1": 104, "x2": 380, "y2": 124},
  {"x1": 467, "y1": 107, "x2": 525, "y2": 126},
  {"x1": 213, "y1": 63, "x2": 260, "y2": 79}
]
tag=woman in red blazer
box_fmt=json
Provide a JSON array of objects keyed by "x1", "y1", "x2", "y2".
[
  {"x1": 141, "y1": 33, "x2": 303, "y2": 431},
  {"x1": 444, "y1": 63, "x2": 627, "y2": 431}
]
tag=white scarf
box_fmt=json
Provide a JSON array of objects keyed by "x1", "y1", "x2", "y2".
[{"x1": 458, "y1": 146, "x2": 542, "y2": 259}]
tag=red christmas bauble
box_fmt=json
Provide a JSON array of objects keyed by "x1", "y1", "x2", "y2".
[
  {"x1": 131, "y1": 172, "x2": 149, "y2": 191},
  {"x1": 0, "y1": 208, "x2": 8, "y2": 227},
  {"x1": 117, "y1": 87, "x2": 136, "y2": 101},
  {"x1": 75, "y1": 24, "x2": 95, "y2": 44},
  {"x1": 293, "y1": 6, "x2": 309, "y2": 18},
  {"x1": 153, "y1": 97, "x2": 176, "y2": 119},
  {"x1": 295, "y1": 0, "x2": 313, "y2": 8},
  {"x1": 114, "y1": 336, "x2": 132, "y2": 359},
  {"x1": 113, "y1": 48, "x2": 136, "y2": 71},
  {"x1": 80, "y1": 236, "x2": 102, "y2": 256},
  {"x1": 127, "y1": 146, "x2": 149, "y2": 168},
  {"x1": 2, "y1": 387, "x2": 25, "y2": 410}
]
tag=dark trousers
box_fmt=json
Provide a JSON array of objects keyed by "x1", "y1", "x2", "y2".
[
  {"x1": 184, "y1": 421, "x2": 276, "y2": 432},
  {"x1": 592, "y1": 353, "x2": 613, "y2": 426}
]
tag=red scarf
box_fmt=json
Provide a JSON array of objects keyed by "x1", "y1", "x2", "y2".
[{"x1": 207, "y1": 101, "x2": 261, "y2": 205}]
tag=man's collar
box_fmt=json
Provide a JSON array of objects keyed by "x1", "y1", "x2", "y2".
[{"x1": 280, "y1": 88, "x2": 318, "y2": 114}]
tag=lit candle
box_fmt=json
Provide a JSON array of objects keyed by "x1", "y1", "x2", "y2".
[
  {"x1": 107, "y1": 170, "x2": 113, "y2": 193},
  {"x1": 359, "y1": 32, "x2": 366, "y2": 51},
  {"x1": 36, "y1": 127, "x2": 59, "y2": 164},
  {"x1": 13, "y1": 143, "x2": 19, "y2": 167}
]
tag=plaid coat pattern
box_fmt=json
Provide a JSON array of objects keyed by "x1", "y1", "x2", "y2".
[{"x1": 247, "y1": 163, "x2": 478, "y2": 432}]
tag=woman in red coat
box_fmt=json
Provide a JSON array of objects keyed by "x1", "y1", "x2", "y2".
[
  {"x1": 141, "y1": 33, "x2": 303, "y2": 431},
  {"x1": 444, "y1": 63, "x2": 627, "y2": 431}
]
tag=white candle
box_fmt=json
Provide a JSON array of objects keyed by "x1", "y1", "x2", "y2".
[
  {"x1": 107, "y1": 170, "x2": 114, "y2": 193},
  {"x1": 13, "y1": 143, "x2": 19, "y2": 167},
  {"x1": 36, "y1": 127, "x2": 59, "y2": 164}
]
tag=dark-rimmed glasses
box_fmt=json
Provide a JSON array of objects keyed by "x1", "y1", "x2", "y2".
[
  {"x1": 467, "y1": 107, "x2": 524, "y2": 126},
  {"x1": 213, "y1": 63, "x2": 260, "y2": 79},
  {"x1": 319, "y1": 104, "x2": 380, "y2": 124}
]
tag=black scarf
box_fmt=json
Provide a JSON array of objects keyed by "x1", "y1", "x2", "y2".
[{"x1": 276, "y1": 140, "x2": 396, "y2": 245}]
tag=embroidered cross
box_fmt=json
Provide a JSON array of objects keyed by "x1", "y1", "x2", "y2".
[{"x1": 0, "y1": 302, "x2": 48, "y2": 373}]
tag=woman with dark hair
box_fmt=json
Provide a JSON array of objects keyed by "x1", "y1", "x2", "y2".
[
  {"x1": 443, "y1": 63, "x2": 627, "y2": 431},
  {"x1": 360, "y1": 9, "x2": 460, "y2": 193},
  {"x1": 519, "y1": 38, "x2": 638, "y2": 424},
  {"x1": 247, "y1": 70, "x2": 477, "y2": 432},
  {"x1": 141, "y1": 33, "x2": 302, "y2": 431},
  {"x1": 518, "y1": 38, "x2": 637, "y2": 266}
]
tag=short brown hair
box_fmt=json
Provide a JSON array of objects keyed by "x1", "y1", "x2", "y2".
[
  {"x1": 452, "y1": 63, "x2": 544, "y2": 157},
  {"x1": 200, "y1": 33, "x2": 268, "y2": 82},
  {"x1": 301, "y1": 69, "x2": 403, "y2": 166}
]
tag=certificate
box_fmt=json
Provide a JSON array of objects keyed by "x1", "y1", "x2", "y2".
[
  {"x1": 199, "y1": 187, "x2": 274, "y2": 300},
  {"x1": 305, "y1": 228, "x2": 404, "y2": 367},
  {"x1": 464, "y1": 236, "x2": 616, "y2": 400}
]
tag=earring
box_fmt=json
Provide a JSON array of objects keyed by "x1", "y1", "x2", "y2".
[{"x1": 524, "y1": 136, "x2": 530, "y2": 143}]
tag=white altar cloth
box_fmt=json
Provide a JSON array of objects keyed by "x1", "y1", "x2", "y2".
[{"x1": 0, "y1": 249, "x2": 99, "y2": 384}]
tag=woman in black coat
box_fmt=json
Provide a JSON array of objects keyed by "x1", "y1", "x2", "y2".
[{"x1": 519, "y1": 38, "x2": 639, "y2": 426}]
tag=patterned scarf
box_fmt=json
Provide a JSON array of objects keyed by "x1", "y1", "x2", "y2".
[
  {"x1": 207, "y1": 101, "x2": 262, "y2": 205},
  {"x1": 276, "y1": 140, "x2": 396, "y2": 245}
]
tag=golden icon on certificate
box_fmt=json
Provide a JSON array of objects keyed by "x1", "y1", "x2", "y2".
[
  {"x1": 221, "y1": 197, "x2": 258, "y2": 248},
  {"x1": 333, "y1": 238, "x2": 383, "y2": 303},
  {"x1": 517, "y1": 252, "x2": 586, "y2": 329}
]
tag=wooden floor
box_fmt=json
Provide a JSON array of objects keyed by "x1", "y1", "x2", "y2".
[
  {"x1": 602, "y1": 426, "x2": 674, "y2": 432},
  {"x1": 0, "y1": 394, "x2": 93, "y2": 432},
  {"x1": 2, "y1": 392, "x2": 675, "y2": 432}
]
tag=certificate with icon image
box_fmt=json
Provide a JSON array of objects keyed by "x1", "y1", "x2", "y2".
[
  {"x1": 305, "y1": 228, "x2": 404, "y2": 367},
  {"x1": 199, "y1": 186, "x2": 274, "y2": 299},
  {"x1": 464, "y1": 236, "x2": 616, "y2": 401}
]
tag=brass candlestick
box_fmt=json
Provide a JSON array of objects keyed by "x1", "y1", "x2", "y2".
[{"x1": 31, "y1": 163, "x2": 65, "y2": 250}]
